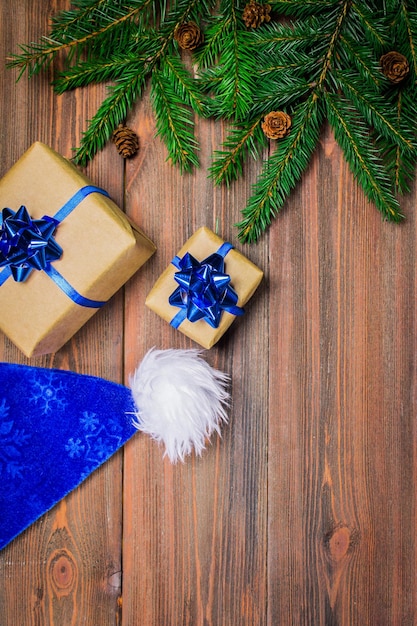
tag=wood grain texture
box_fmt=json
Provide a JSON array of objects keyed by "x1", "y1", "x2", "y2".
[
  {"x1": 0, "y1": 3, "x2": 416, "y2": 625},
  {"x1": 268, "y1": 123, "x2": 417, "y2": 625}
]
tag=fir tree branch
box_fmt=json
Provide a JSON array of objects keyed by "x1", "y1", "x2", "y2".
[
  {"x1": 257, "y1": 50, "x2": 317, "y2": 74},
  {"x1": 151, "y1": 67, "x2": 199, "y2": 172},
  {"x1": 271, "y1": 0, "x2": 341, "y2": 16},
  {"x1": 73, "y1": 0, "x2": 214, "y2": 166},
  {"x1": 159, "y1": 0, "x2": 215, "y2": 41},
  {"x1": 50, "y1": 0, "x2": 164, "y2": 34},
  {"x1": 194, "y1": 15, "x2": 231, "y2": 69},
  {"x1": 378, "y1": 89, "x2": 417, "y2": 194},
  {"x1": 50, "y1": 0, "x2": 119, "y2": 34},
  {"x1": 379, "y1": 1, "x2": 417, "y2": 193},
  {"x1": 53, "y1": 51, "x2": 145, "y2": 93},
  {"x1": 202, "y1": 0, "x2": 259, "y2": 121},
  {"x1": 74, "y1": 72, "x2": 145, "y2": 166},
  {"x1": 163, "y1": 54, "x2": 208, "y2": 116},
  {"x1": 237, "y1": 94, "x2": 324, "y2": 243},
  {"x1": 350, "y1": 1, "x2": 388, "y2": 50},
  {"x1": 251, "y1": 78, "x2": 313, "y2": 115},
  {"x1": 249, "y1": 18, "x2": 331, "y2": 51},
  {"x1": 338, "y1": 34, "x2": 382, "y2": 87},
  {"x1": 8, "y1": 1, "x2": 154, "y2": 77},
  {"x1": 399, "y1": 0, "x2": 417, "y2": 75},
  {"x1": 325, "y1": 92, "x2": 403, "y2": 221},
  {"x1": 315, "y1": 0, "x2": 352, "y2": 91},
  {"x1": 8, "y1": 0, "x2": 417, "y2": 242},
  {"x1": 335, "y1": 70, "x2": 415, "y2": 150},
  {"x1": 210, "y1": 116, "x2": 266, "y2": 185}
]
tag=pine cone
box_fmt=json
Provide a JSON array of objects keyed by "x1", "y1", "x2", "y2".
[
  {"x1": 243, "y1": 1, "x2": 271, "y2": 28},
  {"x1": 380, "y1": 51, "x2": 409, "y2": 84},
  {"x1": 174, "y1": 21, "x2": 203, "y2": 50},
  {"x1": 261, "y1": 111, "x2": 291, "y2": 140},
  {"x1": 112, "y1": 124, "x2": 139, "y2": 158}
]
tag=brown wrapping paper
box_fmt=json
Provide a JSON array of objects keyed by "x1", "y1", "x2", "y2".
[
  {"x1": 145, "y1": 227, "x2": 263, "y2": 348},
  {"x1": 0, "y1": 142, "x2": 156, "y2": 357}
]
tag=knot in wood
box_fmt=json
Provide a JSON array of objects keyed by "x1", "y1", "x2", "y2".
[
  {"x1": 324, "y1": 523, "x2": 359, "y2": 563},
  {"x1": 48, "y1": 549, "x2": 78, "y2": 597}
]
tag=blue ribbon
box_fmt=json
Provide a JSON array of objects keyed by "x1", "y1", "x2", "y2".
[
  {"x1": 169, "y1": 241, "x2": 244, "y2": 329},
  {"x1": 0, "y1": 186, "x2": 110, "y2": 308}
]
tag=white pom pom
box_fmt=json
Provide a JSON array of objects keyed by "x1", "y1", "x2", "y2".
[{"x1": 129, "y1": 348, "x2": 229, "y2": 462}]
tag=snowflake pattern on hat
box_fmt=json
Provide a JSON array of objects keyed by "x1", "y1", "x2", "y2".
[
  {"x1": 65, "y1": 410, "x2": 124, "y2": 479},
  {"x1": 0, "y1": 398, "x2": 31, "y2": 481},
  {"x1": 29, "y1": 370, "x2": 68, "y2": 414},
  {"x1": 0, "y1": 363, "x2": 137, "y2": 550}
]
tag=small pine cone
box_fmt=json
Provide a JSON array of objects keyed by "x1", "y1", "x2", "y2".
[
  {"x1": 243, "y1": 0, "x2": 271, "y2": 28},
  {"x1": 174, "y1": 21, "x2": 203, "y2": 50},
  {"x1": 380, "y1": 51, "x2": 409, "y2": 84},
  {"x1": 261, "y1": 111, "x2": 291, "y2": 140},
  {"x1": 112, "y1": 124, "x2": 139, "y2": 158}
]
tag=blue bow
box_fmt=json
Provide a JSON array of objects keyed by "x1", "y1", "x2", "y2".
[
  {"x1": 0, "y1": 206, "x2": 62, "y2": 282},
  {"x1": 169, "y1": 246, "x2": 244, "y2": 329},
  {"x1": 0, "y1": 186, "x2": 111, "y2": 308}
]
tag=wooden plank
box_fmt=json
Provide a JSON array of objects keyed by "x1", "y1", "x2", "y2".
[
  {"x1": 268, "y1": 123, "x2": 417, "y2": 624},
  {"x1": 0, "y1": 2, "x2": 125, "y2": 624},
  {"x1": 122, "y1": 90, "x2": 269, "y2": 624}
]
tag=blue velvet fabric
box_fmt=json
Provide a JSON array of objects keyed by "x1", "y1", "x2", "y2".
[{"x1": 0, "y1": 363, "x2": 137, "y2": 550}]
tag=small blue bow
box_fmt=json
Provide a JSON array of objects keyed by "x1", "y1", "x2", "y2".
[
  {"x1": 169, "y1": 246, "x2": 244, "y2": 329},
  {"x1": 0, "y1": 206, "x2": 62, "y2": 283}
]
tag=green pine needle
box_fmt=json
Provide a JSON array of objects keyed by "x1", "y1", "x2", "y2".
[
  {"x1": 210, "y1": 116, "x2": 267, "y2": 185},
  {"x1": 151, "y1": 66, "x2": 200, "y2": 172}
]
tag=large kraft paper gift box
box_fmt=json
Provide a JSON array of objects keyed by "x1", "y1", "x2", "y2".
[
  {"x1": 0, "y1": 142, "x2": 156, "y2": 357},
  {"x1": 146, "y1": 227, "x2": 263, "y2": 348}
]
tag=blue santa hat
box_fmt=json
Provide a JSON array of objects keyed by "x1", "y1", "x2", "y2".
[{"x1": 0, "y1": 348, "x2": 229, "y2": 550}]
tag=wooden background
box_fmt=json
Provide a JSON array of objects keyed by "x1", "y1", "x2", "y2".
[{"x1": 0, "y1": 2, "x2": 416, "y2": 625}]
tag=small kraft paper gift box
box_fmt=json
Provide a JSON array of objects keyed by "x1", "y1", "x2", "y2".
[
  {"x1": 0, "y1": 142, "x2": 156, "y2": 357},
  {"x1": 146, "y1": 227, "x2": 263, "y2": 348}
]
